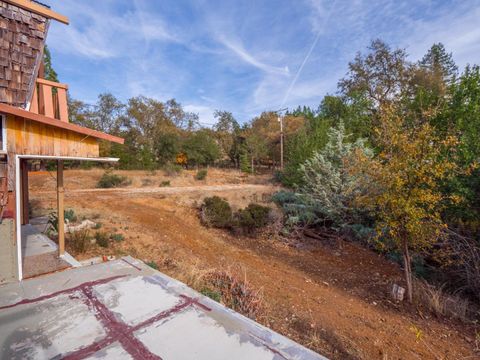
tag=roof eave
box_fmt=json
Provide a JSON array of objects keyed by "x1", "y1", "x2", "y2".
[
  {"x1": 3, "y1": 0, "x2": 69, "y2": 24},
  {"x1": 0, "y1": 103, "x2": 124, "y2": 144}
]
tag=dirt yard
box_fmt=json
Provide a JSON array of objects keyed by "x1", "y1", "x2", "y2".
[{"x1": 28, "y1": 168, "x2": 478, "y2": 360}]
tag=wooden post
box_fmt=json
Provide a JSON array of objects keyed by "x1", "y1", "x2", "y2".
[
  {"x1": 57, "y1": 88, "x2": 69, "y2": 122},
  {"x1": 57, "y1": 160, "x2": 64, "y2": 255},
  {"x1": 20, "y1": 160, "x2": 29, "y2": 225},
  {"x1": 41, "y1": 83, "x2": 54, "y2": 118}
]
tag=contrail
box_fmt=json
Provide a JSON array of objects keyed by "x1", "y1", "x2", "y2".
[{"x1": 280, "y1": 0, "x2": 338, "y2": 108}]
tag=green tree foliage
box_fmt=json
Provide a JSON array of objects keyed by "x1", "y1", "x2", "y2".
[
  {"x1": 43, "y1": 45, "x2": 58, "y2": 82},
  {"x1": 441, "y1": 65, "x2": 480, "y2": 224},
  {"x1": 239, "y1": 148, "x2": 251, "y2": 173},
  {"x1": 420, "y1": 43, "x2": 458, "y2": 84},
  {"x1": 182, "y1": 129, "x2": 220, "y2": 167},
  {"x1": 214, "y1": 110, "x2": 241, "y2": 166}
]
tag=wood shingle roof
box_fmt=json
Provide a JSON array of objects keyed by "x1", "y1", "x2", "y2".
[{"x1": 0, "y1": 0, "x2": 47, "y2": 108}]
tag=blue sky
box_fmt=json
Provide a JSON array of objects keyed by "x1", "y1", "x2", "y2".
[{"x1": 43, "y1": 0, "x2": 480, "y2": 125}]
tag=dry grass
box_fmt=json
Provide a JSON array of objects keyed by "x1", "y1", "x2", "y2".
[
  {"x1": 174, "y1": 262, "x2": 264, "y2": 320},
  {"x1": 66, "y1": 229, "x2": 91, "y2": 254},
  {"x1": 415, "y1": 280, "x2": 471, "y2": 322},
  {"x1": 201, "y1": 269, "x2": 264, "y2": 320}
]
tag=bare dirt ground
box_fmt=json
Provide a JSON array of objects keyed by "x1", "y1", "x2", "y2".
[{"x1": 29, "y1": 168, "x2": 478, "y2": 360}]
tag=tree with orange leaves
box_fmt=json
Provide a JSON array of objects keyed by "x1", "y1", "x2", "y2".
[{"x1": 353, "y1": 105, "x2": 459, "y2": 302}]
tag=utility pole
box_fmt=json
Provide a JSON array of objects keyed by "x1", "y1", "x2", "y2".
[
  {"x1": 275, "y1": 108, "x2": 287, "y2": 170},
  {"x1": 278, "y1": 115, "x2": 284, "y2": 170}
]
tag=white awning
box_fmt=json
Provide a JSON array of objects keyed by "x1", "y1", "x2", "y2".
[{"x1": 16, "y1": 155, "x2": 119, "y2": 162}]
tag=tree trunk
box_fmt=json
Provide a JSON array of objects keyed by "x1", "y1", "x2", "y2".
[
  {"x1": 402, "y1": 239, "x2": 413, "y2": 303},
  {"x1": 251, "y1": 156, "x2": 254, "y2": 174}
]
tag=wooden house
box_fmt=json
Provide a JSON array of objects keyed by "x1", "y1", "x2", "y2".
[{"x1": 0, "y1": 0, "x2": 123, "y2": 283}]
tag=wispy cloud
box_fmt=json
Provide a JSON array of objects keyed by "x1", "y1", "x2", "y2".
[
  {"x1": 48, "y1": 1, "x2": 178, "y2": 59},
  {"x1": 44, "y1": 0, "x2": 480, "y2": 125},
  {"x1": 184, "y1": 104, "x2": 216, "y2": 125},
  {"x1": 217, "y1": 35, "x2": 289, "y2": 75},
  {"x1": 400, "y1": 2, "x2": 480, "y2": 66}
]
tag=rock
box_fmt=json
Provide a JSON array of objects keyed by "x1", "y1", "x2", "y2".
[
  {"x1": 65, "y1": 219, "x2": 96, "y2": 233},
  {"x1": 391, "y1": 283, "x2": 405, "y2": 301}
]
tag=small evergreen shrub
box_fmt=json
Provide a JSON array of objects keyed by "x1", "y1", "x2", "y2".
[
  {"x1": 236, "y1": 204, "x2": 270, "y2": 233},
  {"x1": 97, "y1": 171, "x2": 131, "y2": 188},
  {"x1": 160, "y1": 180, "x2": 171, "y2": 187},
  {"x1": 240, "y1": 152, "x2": 251, "y2": 173},
  {"x1": 201, "y1": 196, "x2": 232, "y2": 228},
  {"x1": 195, "y1": 169, "x2": 208, "y2": 180},
  {"x1": 200, "y1": 288, "x2": 222, "y2": 302},
  {"x1": 64, "y1": 209, "x2": 77, "y2": 222},
  {"x1": 48, "y1": 209, "x2": 77, "y2": 232},
  {"x1": 95, "y1": 231, "x2": 109, "y2": 248},
  {"x1": 111, "y1": 233, "x2": 125, "y2": 242},
  {"x1": 141, "y1": 178, "x2": 153, "y2": 187},
  {"x1": 146, "y1": 260, "x2": 158, "y2": 270}
]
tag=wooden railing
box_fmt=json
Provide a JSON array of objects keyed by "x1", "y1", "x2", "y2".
[{"x1": 29, "y1": 78, "x2": 69, "y2": 122}]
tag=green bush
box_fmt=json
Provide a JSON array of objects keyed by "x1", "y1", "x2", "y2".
[
  {"x1": 240, "y1": 152, "x2": 251, "y2": 173},
  {"x1": 97, "y1": 171, "x2": 131, "y2": 188},
  {"x1": 236, "y1": 204, "x2": 270, "y2": 232},
  {"x1": 200, "y1": 288, "x2": 222, "y2": 302},
  {"x1": 48, "y1": 209, "x2": 77, "y2": 232},
  {"x1": 64, "y1": 209, "x2": 77, "y2": 222},
  {"x1": 195, "y1": 169, "x2": 208, "y2": 180},
  {"x1": 95, "y1": 231, "x2": 109, "y2": 248},
  {"x1": 111, "y1": 233, "x2": 125, "y2": 242},
  {"x1": 160, "y1": 180, "x2": 171, "y2": 187},
  {"x1": 145, "y1": 260, "x2": 158, "y2": 270},
  {"x1": 201, "y1": 196, "x2": 232, "y2": 228}
]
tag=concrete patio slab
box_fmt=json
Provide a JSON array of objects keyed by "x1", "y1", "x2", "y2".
[{"x1": 0, "y1": 256, "x2": 327, "y2": 360}]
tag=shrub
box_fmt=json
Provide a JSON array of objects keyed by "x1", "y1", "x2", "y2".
[
  {"x1": 201, "y1": 196, "x2": 233, "y2": 228},
  {"x1": 111, "y1": 233, "x2": 125, "y2": 242},
  {"x1": 414, "y1": 281, "x2": 470, "y2": 322},
  {"x1": 240, "y1": 152, "x2": 251, "y2": 173},
  {"x1": 97, "y1": 171, "x2": 131, "y2": 188},
  {"x1": 236, "y1": 203, "x2": 270, "y2": 233},
  {"x1": 95, "y1": 231, "x2": 109, "y2": 248},
  {"x1": 66, "y1": 229, "x2": 90, "y2": 254},
  {"x1": 299, "y1": 122, "x2": 372, "y2": 229},
  {"x1": 141, "y1": 178, "x2": 153, "y2": 187},
  {"x1": 200, "y1": 288, "x2": 222, "y2": 302},
  {"x1": 160, "y1": 180, "x2": 171, "y2": 187},
  {"x1": 195, "y1": 169, "x2": 208, "y2": 180},
  {"x1": 272, "y1": 190, "x2": 322, "y2": 227},
  {"x1": 201, "y1": 270, "x2": 264, "y2": 320},
  {"x1": 145, "y1": 260, "x2": 158, "y2": 270},
  {"x1": 48, "y1": 209, "x2": 77, "y2": 232},
  {"x1": 163, "y1": 163, "x2": 182, "y2": 177},
  {"x1": 64, "y1": 209, "x2": 77, "y2": 223}
]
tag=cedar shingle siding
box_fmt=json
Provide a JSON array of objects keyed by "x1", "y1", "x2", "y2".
[{"x1": 0, "y1": 1, "x2": 48, "y2": 108}]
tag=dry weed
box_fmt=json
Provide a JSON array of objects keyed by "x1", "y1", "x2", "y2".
[
  {"x1": 201, "y1": 268, "x2": 264, "y2": 320},
  {"x1": 415, "y1": 280, "x2": 470, "y2": 321}
]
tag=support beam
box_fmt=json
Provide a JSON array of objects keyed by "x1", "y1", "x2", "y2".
[
  {"x1": 57, "y1": 160, "x2": 64, "y2": 256},
  {"x1": 20, "y1": 160, "x2": 29, "y2": 225}
]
